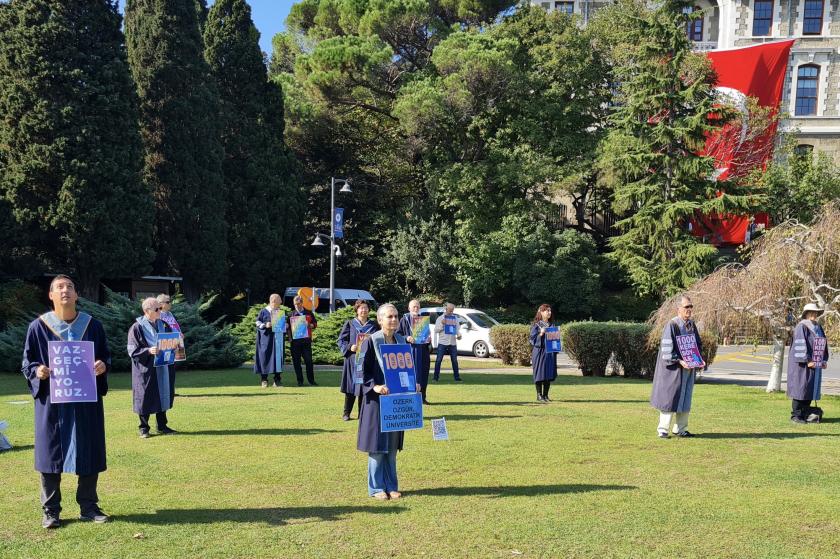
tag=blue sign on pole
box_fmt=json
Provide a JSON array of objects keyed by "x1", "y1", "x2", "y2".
[
  {"x1": 334, "y1": 208, "x2": 344, "y2": 239},
  {"x1": 380, "y1": 392, "x2": 423, "y2": 432}
]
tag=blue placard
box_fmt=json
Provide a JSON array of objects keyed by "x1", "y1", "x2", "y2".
[
  {"x1": 545, "y1": 326, "x2": 562, "y2": 353},
  {"x1": 443, "y1": 316, "x2": 457, "y2": 336},
  {"x1": 154, "y1": 332, "x2": 181, "y2": 366},
  {"x1": 380, "y1": 343, "x2": 416, "y2": 394},
  {"x1": 380, "y1": 392, "x2": 423, "y2": 432},
  {"x1": 334, "y1": 208, "x2": 344, "y2": 239}
]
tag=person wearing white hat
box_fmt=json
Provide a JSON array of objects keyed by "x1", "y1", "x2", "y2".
[{"x1": 786, "y1": 303, "x2": 830, "y2": 424}]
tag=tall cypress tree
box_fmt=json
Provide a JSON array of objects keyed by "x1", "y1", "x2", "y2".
[
  {"x1": 124, "y1": 0, "x2": 228, "y2": 298},
  {"x1": 203, "y1": 0, "x2": 303, "y2": 298},
  {"x1": 596, "y1": 0, "x2": 759, "y2": 298},
  {"x1": 0, "y1": 0, "x2": 152, "y2": 297}
]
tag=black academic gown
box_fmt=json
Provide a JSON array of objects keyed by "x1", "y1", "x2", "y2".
[
  {"x1": 255, "y1": 308, "x2": 283, "y2": 374},
  {"x1": 128, "y1": 320, "x2": 174, "y2": 415},
  {"x1": 22, "y1": 314, "x2": 111, "y2": 475},
  {"x1": 398, "y1": 314, "x2": 431, "y2": 389},
  {"x1": 337, "y1": 318, "x2": 378, "y2": 395},
  {"x1": 357, "y1": 332, "x2": 405, "y2": 454},
  {"x1": 529, "y1": 322, "x2": 557, "y2": 382}
]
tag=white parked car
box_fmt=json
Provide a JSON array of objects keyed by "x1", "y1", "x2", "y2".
[{"x1": 419, "y1": 307, "x2": 500, "y2": 358}]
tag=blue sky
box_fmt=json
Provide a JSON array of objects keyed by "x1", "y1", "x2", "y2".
[{"x1": 116, "y1": 0, "x2": 295, "y2": 55}]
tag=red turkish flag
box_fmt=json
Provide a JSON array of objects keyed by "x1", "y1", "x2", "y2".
[{"x1": 692, "y1": 40, "x2": 794, "y2": 246}]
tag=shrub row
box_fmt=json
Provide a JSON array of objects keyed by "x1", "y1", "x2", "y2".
[{"x1": 489, "y1": 325, "x2": 533, "y2": 366}]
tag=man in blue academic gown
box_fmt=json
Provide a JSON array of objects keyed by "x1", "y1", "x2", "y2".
[
  {"x1": 128, "y1": 297, "x2": 176, "y2": 438},
  {"x1": 650, "y1": 295, "x2": 704, "y2": 438},
  {"x1": 22, "y1": 275, "x2": 111, "y2": 528},
  {"x1": 255, "y1": 293, "x2": 284, "y2": 388}
]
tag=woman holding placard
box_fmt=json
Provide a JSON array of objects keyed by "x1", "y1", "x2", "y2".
[
  {"x1": 529, "y1": 304, "x2": 558, "y2": 402},
  {"x1": 787, "y1": 303, "x2": 830, "y2": 423},
  {"x1": 357, "y1": 303, "x2": 419, "y2": 500},
  {"x1": 337, "y1": 300, "x2": 379, "y2": 421}
]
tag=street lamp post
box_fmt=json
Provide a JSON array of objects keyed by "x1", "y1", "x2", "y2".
[{"x1": 312, "y1": 177, "x2": 351, "y2": 313}]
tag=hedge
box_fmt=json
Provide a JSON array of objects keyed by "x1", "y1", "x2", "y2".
[
  {"x1": 562, "y1": 321, "x2": 718, "y2": 378},
  {"x1": 489, "y1": 324, "x2": 532, "y2": 366}
]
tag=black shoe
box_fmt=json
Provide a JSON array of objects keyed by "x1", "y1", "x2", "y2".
[
  {"x1": 79, "y1": 507, "x2": 109, "y2": 523},
  {"x1": 157, "y1": 426, "x2": 177, "y2": 435},
  {"x1": 433, "y1": 378, "x2": 439, "y2": 382},
  {"x1": 675, "y1": 431, "x2": 695, "y2": 437},
  {"x1": 791, "y1": 417, "x2": 808, "y2": 424},
  {"x1": 806, "y1": 413, "x2": 821, "y2": 423},
  {"x1": 454, "y1": 378, "x2": 463, "y2": 382},
  {"x1": 298, "y1": 382, "x2": 304, "y2": 387},
  {"x1": 423, "y1": 400, "x2": 431, "y2": 405},
  {"x1": 536, "y1": 395, "x2": 545, "y2": 402},
  {"x1": 543, "y1": 395, "x2": 551, "y2": 402},
  {"x1": 309, "y1": 381, "x2": 318, "y2": 386},
  {"x1": 42, "y1": 512, "x2": 60, "y2": 529},
  {"x1": 139, "y1": 428, "x2": 150, "y2": 439},
  {"x1": 273, "y1": 380, "x2": 281, "y2": 388}
]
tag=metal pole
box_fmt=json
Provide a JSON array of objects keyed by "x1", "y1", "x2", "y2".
[{"x1": 329, "y1": 177, "x2": 336, "y2": 313}]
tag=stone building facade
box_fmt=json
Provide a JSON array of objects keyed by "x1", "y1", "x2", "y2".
[{"x1": 536, "y1": 0, "x2": 840, "y2": 160}]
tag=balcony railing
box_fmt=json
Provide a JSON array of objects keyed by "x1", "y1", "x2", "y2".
[{"x1": 691, "y1": 41, "x2": 718, "y2": 51}]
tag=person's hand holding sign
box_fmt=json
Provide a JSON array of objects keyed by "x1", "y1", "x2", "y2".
[
  {"x1": 36, "y1": 364, "x2": 51, "y2": 379},
  {"x1": 374, "y1": 384, "x2": 389, "y2": 395},
  {"x1": 149, "y1": 346, "x2": 159, "y2": 356},
  {"x1": 94, "y1": 360, "x2": 107, "y2": 376}
]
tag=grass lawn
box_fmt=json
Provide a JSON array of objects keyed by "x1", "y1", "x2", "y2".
[{"x1": 1, "y1": 369, "x2": 839, "y2": 559}]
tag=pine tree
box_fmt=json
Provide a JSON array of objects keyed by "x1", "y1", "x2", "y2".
[
  {"x1": 124, "y1": 0, "x2": 228, "y2": 299},
  {"x1": 595, "y1": 0, "x2": 760, "y2": 298},
  {"x1": 203, "y1": 0, "x2": 303, "y2": 299},
  {"x1": 0, "y1": 0, "x2": 153, "y2": 298}
]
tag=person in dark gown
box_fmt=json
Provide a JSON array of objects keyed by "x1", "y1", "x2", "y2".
[
  {"x1": 650, "y1": 296, "x2": 704, "y2": 438},
  {"x1": 337, "y1": 299, "x2": 378, "y2": 420},
  {"x1": 22, "y1": 275, "x2": 111, "y2": 528},
  {"x1": 288, "y1": 295, "x2": 318, "y2": 386},
  {"x1": 398, "y1": 299, "x2": 431, "y2": 404},
  {"x1": 127, "y1": 297, "x2": 177, "y2": 438},
  {"x1": 528, "y1": 304, "x2": 558, "y2": 402},
  {"x1": 787, "y1": 303, "x2": 830, "y2": 423},
  {"x1": 254, "y1": 294, "x2": 284, "y2": 388},
  {"x1": 357, "y1": 303, "x2": 420, "y2": 500}
]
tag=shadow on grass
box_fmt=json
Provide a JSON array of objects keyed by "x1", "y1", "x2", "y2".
[
  {"x1": 558, "y1": 399, "x2": 648, "y2": 404},
  {"x1": 411, "y1": 484, "x2": 636, "y2": 498},
  {"x1": 426, "y1": 414, "x2": 523, "y2": 422},
  {"x1": 698, "y1": 432, "x2": 840, "y2": 439},
  {"x1": 817, "y1": 417, "x2": 840, "y2": 424},
  {"x1": 0, "y1": 444, "x2": 33, "y2": 453},
  {"x1": 180, "y1": 428, "x2": 341, "y2": 436},
  {"x1": 432, "y1": 401, "x2": 537, "y2": 407},
  {"x1": 119, "y1": 505, "x2": 405, "y2": 526},
  {"x1": 175, "y1": 393, "x2": 304, "y2": 398}
]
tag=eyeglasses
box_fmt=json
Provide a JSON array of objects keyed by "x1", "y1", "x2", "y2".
[
  {"x1": 151, "y1": 307, "x2": 162, "y2": 312},
  {"x1": 681, "y1": 305, "x2": 694, "y2": 309}
]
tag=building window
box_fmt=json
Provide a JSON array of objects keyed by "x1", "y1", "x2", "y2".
[
  {"x1": 802, "y1": 0, "x2": 824, "y2": 35},
  {"x1": 541, "y1": 2, "x2": 550, "y2": 9},
  {"x1": 752, "y1": 0, "x2": 773, "y2": 36},
  {"x1": 682, "y1": 6, "x2": 704, "y2": 41},
  {"x1": 794, "y1": 144, "x2": 814, "y2": 157},
  {"x1": 794, "y1": 65, "x2": 819, "y2": 116},
  {"x1": 555, "y1": 1, "x2": 574, "y2": 14}
]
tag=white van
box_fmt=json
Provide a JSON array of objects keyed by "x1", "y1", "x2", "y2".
[
  {"x1": 419, "y1": 307, "x2": 499, "y2": 358},
  {"x1": 283, "y1": 288, "x2": 377, "y2": 314}
]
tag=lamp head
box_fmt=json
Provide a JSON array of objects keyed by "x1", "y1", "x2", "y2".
[{"x1": 311, "y1": 235, "x2": 325, "y2": 247}]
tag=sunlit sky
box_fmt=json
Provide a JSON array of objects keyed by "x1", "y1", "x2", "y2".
[{"x1": 116, "y1": 0, "x2": 295, "y2": 55}]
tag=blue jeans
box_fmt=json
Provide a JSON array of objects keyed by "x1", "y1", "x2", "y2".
[
  {"x1": 434, "y1": 344, "x2": 460, "y2": 380},
  {"x1": 368, "y1": 433, "x2": 399, "y2": 495}
]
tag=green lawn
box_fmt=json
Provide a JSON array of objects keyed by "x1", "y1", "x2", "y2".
[{"x1": 1, "y1": 370, "x2": 838, "y2": 559}]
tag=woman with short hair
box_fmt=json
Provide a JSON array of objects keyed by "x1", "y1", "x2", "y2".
[
  {"x1": 337, "y1": 299, "x2": 379, "y2": 421},
  {"x1": 529, "y1": 304, "x2": 558, "y2": 402}
]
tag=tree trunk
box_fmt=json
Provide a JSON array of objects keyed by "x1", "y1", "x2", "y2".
[{"x1": 766, "y1": 336, "x2": 785, "y2": 393}]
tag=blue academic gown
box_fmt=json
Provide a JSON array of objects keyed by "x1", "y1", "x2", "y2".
[
  {"x1": 650, "y1": 317, "x2": 702, "y2": 413},
  {"x1": 398, "y1": 314, "x2": 431, "y2": 389},
  {"x1": 127, "y1": 319, "x2": 174, "y2": 415},
  {"x1": 787, "y1": 320, "x2": 830, "y2": 401},
  {"x1": 357, "y1": 331, "x2": 406, "y2": 454},
  {"x1": 254, "y1": 307, "x2": 283, "y2": 374},
  {"x1": 529, "y1": 322, "x2": 557, "y2": 382},
  {"x1": 22, "y1": 312, "x2": 111, "y2": 475},
  {"x1": 338, "y1": 318, "x2": 378, "y2": 395}
]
